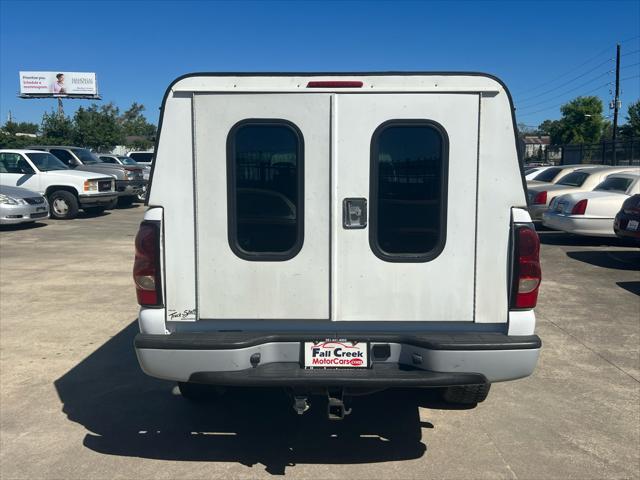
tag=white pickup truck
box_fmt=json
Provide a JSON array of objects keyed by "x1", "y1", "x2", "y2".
[
  {"x1": 0, "y1": 149, "x2": 117, "y2": 219},
  {"x1": 133, "y1": 73, "x2": 542, "y2": 420}
]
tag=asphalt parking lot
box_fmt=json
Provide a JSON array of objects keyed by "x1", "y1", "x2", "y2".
[{"x1": 1, "y1": 207, "x2": 639, "y2": 479}]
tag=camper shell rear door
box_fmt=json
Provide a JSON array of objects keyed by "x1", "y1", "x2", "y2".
[
  {"x1": 332, "y1": 93, "x2": 479, "y2": 321},
  {"x1": 192, "y1": 88, "x2": 479, "y2": 322}
]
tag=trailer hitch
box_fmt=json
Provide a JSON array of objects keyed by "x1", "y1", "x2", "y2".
[{"x1": 327, "y1": 389, "x2": 352, "y2": 420}]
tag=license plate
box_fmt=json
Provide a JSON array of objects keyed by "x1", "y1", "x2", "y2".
[
  {"x1": 303, "y1": 340, "x2": 369, "y2": 369},
  {"x1": 36, "y1": 207, "x2": 46, "y2": 212},
  {"x1": 628, "y1": 220, "x2": 639, "y2": 231}
]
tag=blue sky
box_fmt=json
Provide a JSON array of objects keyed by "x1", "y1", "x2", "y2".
[{"x1": 1, "y1": 0, "x2": 639, "y2": 129}]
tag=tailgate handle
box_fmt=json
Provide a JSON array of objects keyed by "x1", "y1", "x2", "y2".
[{"x1": 343, "y1": 198, "x2": 367, "y2": 229}]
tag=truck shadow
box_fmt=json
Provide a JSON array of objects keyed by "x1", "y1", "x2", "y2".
[
  {"x1": 538, "y1": 230, "x2": 636, "y2": 247},
  {"x1": 53, "y1": 321, "x2": 445, "y2": 474},
  {"x1": 566, "y1": 250, "x2": 640, "y2": 271}
]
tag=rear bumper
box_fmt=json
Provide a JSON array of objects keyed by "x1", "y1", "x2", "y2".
[
  {"x1": 134, "y1": 332, "x2": 541, "y2": 386},
  {"x1": 115, "y1": 180, "x2": 146, "y2": 197},
  {"x1": 528, "y1": 204, "x2": 548, "y2": 221},
  {"x1": 614, "y1": 213, "x2": 640, "y2": 240},
  {"x1": 542, "y1": 211, "x2": 615, "y2": 237}
]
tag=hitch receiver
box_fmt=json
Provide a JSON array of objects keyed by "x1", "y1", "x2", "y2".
[{"x1": 327, "y1": 389, "x2": 352, "y2": 420}]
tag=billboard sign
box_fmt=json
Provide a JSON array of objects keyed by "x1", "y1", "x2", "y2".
[{"x1": 19, "y1": 71, "x2": 99, "y2": 98}]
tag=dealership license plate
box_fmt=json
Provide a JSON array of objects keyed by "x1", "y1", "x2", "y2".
[
  {"x1": 303, "y1": 340, "x2": 369, "y2": 369},
  {"x1": 627, "y1": 220, "x2": 639, "y2": 231}
]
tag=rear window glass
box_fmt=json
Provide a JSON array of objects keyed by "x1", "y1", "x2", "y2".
[
  {"x1": 72, "y1": 148, "x2": 101, "y2": 164},
  {"x1": 227, "y1": 120, "x2": 303, "y2": 260},
  {"x1": 532, "y1": 167, "x2": 561, "y2": 182},
  {"x1": 557, "y1": 171, "x2": 589, "y2": 187},
  {"x1": 595, "y1": 176, "x2": 634, "y2": 192},
  {"x1": 129, "y1": 152, "x2": 154, "y2": 162},
  {"x1": 370, "y1": 120, "x2": 448, "y2": 262}
]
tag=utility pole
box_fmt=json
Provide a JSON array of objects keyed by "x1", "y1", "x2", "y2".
[
  {"x1": 612, "y1": 43, "x2": 621, "y2": 165},
  {"x1": 57, "y1": 97, "x2": 64, "y2": 116}
]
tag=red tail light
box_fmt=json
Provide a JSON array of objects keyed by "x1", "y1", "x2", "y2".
[
  {"x1": 532, "y1": 191, "x2": 547, "y2": 205},
  {"x1": 306, "y1": 81, "x2": 363, "y2": 88},
  {"x1": 133, "y1": 221, "x2": 162, "y2": 306},
  {"x1": 511, "y1": 225, "x2": 541, "y2": 309},
  {"x1": 571, "y1": 199, "x2": 588, "y2": 215}
]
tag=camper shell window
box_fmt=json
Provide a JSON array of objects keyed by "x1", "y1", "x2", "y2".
[
  {"x1": 226, "y1": 119, "x2": 304, "y2": 261},
  {"x1": 369, "y1": 120, "x2": 448, "y2": 262}
]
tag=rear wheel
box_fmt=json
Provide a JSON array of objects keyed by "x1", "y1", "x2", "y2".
[
  {"x1": 48, "y1": 190, "x2": 79, "y2": 220},
  {"x1": 118, "y1": 196, "x2": 134, "y2": 207},
  {"x1": 442, "y1": 384, "x2": 491, "y2": 405}
]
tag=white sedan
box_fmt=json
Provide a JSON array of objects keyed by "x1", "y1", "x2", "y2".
[{"x1": 542, "y1": 172, "x2": 640, "y2": 237}]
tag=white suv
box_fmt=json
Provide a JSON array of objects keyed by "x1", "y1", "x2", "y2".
[{"x1": 0, "y1": 149, "x2": 117, "y2": 219}]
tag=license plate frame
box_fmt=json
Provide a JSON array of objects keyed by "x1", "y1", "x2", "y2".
[{"x1": 302, "y1": 339, "x2": 370, "y2": 369}]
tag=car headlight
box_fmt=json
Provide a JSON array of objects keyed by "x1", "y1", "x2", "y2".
[
  {"x1": 83, "y1": 180, "x2": 99, "y2": 192},
  {"x1": 0, "y1": 194, "x2": 27, "y2": 205}
]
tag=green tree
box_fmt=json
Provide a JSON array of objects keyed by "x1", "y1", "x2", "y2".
[
  {"x1": 0, "y1": 131, "x2": 33, "y2": 149},
  {"x1": 120, "y1": 102, "x2": 156, "y2": 149},
  {"x1": 553, "y1": 96, "x2": 606, "y2": 144},
  {"x1": 537, "y1": 119, "x2": 561, "y2": 139},
  {"x1": 41, "y1": 111, "x2": 74, "y2": 144},
  {"x1": 73, "y1": 103, "x2": 124, "y2": 151},
  {"x1": 620, "y1": 100, "x2": 640, "y2": 139},
  {"x1": 1, "y1": 121, "x2": 39, "y2": 135}
]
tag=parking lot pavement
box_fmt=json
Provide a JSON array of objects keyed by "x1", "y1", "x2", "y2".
[{"x1": 0, "y1": 208, "x2": 638, "y2": 479}]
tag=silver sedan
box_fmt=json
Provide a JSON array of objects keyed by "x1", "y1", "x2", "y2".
[{"x1": 0, "y1": 185, "x2": 49, "y2": 225}]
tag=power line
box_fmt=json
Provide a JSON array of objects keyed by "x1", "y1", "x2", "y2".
[
  {"x1": 620, "y1": 74, "x2": 640, "y2": 82},
  {"x1": 512, "y1": 46, "x2": 612, "y2": 96},
  {"x1": 518, "y1": 73, "x2": 640, "y2": 119},
  {"x1": 517, "y1": 56, "x2": 613, "y2": 103},
  {"x1": 620, "y1": 35, "x2": 640, "y2": 44},
  {"x1": 513, "y1": 38, "x2": 638, "y2": 99},
  {"x1": 621, "y1": 49, "x2": 640, "y2": 57},
  {"x1": 518, "y1": 71, "x2": 612, "y2": 111},
  {"x1": 516, "y1": 82, "x2": 611, "y2": 118},
  {"x1": 621, "y1": 61, "x2": 640, "y2": 70}
]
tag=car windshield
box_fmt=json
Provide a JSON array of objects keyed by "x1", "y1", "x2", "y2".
[
  {"x1": 595, "y1": 176, "x2": 634, "y2": 192},
  {"x1": 72, "y1": 148, "x2": 102, "y2": 164},
  {"x1": 26, "y1": 152, "x2": 69, "y2": 171},
  {"x1": 533, "y1": 167, "x2": 561, "y2": 182},
  {"x1": 119, "y1": 156, "x2": 139, "y2": 165},
  {"x1": 556, "y1": 171, "x2": 589, "y2": 187}
]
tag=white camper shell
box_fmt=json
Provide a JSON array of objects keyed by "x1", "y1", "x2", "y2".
[{"x1": 133, "y1": 73, "x2": 542, "y2": 418}]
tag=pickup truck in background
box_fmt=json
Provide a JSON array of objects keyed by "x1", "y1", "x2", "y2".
[
  {"x1": 0, "y1": 149, "x2": 117, "y2": 219},
  {"x1": 29, "y1": 146, "x2": 145, "y2": 207}
]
